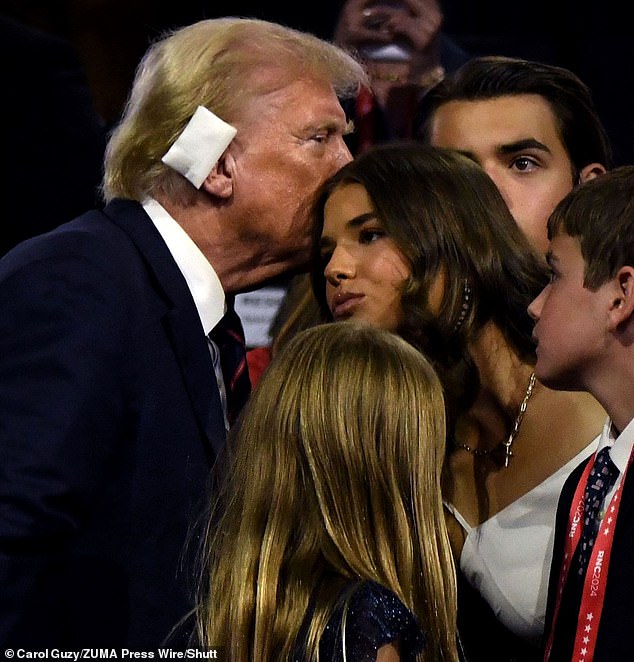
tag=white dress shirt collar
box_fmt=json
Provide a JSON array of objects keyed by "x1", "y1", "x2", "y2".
[
  {"x1": 142, "y1": 198, "x2": 225, "y2": 334},
  {"x1": 597, "y1": 415, "x2": 634, "y2": 475}
]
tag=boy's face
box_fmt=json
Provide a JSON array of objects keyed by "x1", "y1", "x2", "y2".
[{"x1": 528, "y1": 233, "x2": 612, "y2": 391}]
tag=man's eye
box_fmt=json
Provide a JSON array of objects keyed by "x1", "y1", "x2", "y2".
[{"x1": 512, "y1": 156, "x2": 539, "y2": 173}]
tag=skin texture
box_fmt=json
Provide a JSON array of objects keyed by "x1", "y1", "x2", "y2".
[
  {"x1": 529, "y1": 233, "x2": 617, "y2": 392},
  {"x1": 164, "y1": 76, "x2": 354, "y2": 294},
  {"x1": 427, "y1": 94, "x2": 579, "y2": 255},
  {"x1": 320, "y1": 183, "x2": 411, "y2": 331},
  {"x1": 377, "y1": 642, "x2": 401, "y2": 661}
]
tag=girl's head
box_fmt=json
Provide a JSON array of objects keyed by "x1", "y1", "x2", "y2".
[
  {"x1": 199, "y1": 321, "x2": 457, "y2": 661},
  {"x1": 313, "y1": 143, "x2": 549, "y2": 410}
]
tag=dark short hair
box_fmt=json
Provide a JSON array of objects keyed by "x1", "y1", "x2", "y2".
[
  {"x1": 548, "y1": 166, "x2": 634, "y2": 289},
  {"x1": 415, "y1": 55, "x2": 613, "y2": 176}
]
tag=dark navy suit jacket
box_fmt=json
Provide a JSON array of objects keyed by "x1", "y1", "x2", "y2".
[
  {"x1": 543, "y1": 451, "x2": 634, "y2": 660},
  {"x1": 0, "y1": 200, "x2": 226, "y2": 648}
]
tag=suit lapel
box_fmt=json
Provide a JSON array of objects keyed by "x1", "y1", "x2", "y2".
[{"x1": 103, "y1": 199, "x2": 226, "y2": 456}]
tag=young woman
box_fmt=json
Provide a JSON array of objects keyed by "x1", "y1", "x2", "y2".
[
  {"x1": 312, "y1": 143, "x2": 606, "y2": 660},
  {"x1": 196, "y1": 321, "x2": 459, "y2": 662}
]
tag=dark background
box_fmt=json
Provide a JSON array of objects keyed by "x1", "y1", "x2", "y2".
[{"x1": 1, "y1": 0, "x2": 632, "y2": 165}]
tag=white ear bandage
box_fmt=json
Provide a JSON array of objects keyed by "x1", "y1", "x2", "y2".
[{"x1": 161, "y1": 106, "x2": 237, "y2": 188}]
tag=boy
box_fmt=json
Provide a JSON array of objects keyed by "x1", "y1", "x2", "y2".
[{"x1": 529, "y1": 165, "x2": 634, "y2": 660}]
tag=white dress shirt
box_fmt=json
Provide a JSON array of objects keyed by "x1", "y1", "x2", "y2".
[
  {"x1": 142, "y1": 198, "x2": 230, "y2": 428},
  {"x1": 596, "y1": 415, "x2": 634, "y2": 510}
]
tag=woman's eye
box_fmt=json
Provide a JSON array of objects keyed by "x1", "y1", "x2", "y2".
[{"x1": 359, "y1": 228, "x2": 386, "y2": 243}]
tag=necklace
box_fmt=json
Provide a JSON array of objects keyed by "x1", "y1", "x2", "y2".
[{"x1": 455, "y1": 372, "x2": 537, "y2": 468}]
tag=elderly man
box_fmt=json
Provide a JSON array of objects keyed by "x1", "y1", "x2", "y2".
[{"x1": 0, "y1": 17, "x2": 366, "y2": 649}]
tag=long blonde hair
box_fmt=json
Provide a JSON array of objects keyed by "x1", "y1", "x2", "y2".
[{"x1": 197, "y1": 321, "x2": 458, "y2": 661}]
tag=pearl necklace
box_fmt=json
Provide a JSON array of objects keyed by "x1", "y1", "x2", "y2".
[{"x1": 455, "y1": 372, "x2": 537, "y2": 468}]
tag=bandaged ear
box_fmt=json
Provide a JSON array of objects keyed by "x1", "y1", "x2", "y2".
[{"x1": 161, "y1": 106, "x2": 237, "y2": 188}]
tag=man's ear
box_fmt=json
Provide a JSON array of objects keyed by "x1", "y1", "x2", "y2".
[
  {"x1": 579, "y1": 162, "x2": 607, "y2": 184},
  {"x1": 608, "y1": 266, "x2": 634, "y2": 331},
  {"x1": 200, "y1": 150, "x2": 235, "y2": 199}
]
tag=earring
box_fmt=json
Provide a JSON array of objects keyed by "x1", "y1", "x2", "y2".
[{"x1": 452, "y1": 279, "x2": 472, "y2": 334}]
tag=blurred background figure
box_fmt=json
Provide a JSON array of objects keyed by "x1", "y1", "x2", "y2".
[
  {"x1": 333, "y1": 0, "x2": 469, "y2": 151},
  {"x1": 0, "y1": 14, "x2": 106, "y2": 256}
]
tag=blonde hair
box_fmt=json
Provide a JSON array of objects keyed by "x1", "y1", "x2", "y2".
[
  {"x1": 197, "y1": 321, "x2": 458, "y2": 661},
  {"x1": 102, "y1": 17, "x2": 366, "y2": 204}
]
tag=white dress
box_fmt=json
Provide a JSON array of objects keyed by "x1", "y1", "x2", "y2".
[{"x1": 445, "y1": 437, "x2": 599, "y2": 647}]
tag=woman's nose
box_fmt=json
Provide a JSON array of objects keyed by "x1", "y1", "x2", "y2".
[{"x1": 324, "y1": 247, "x2": 356, "y2": 284}]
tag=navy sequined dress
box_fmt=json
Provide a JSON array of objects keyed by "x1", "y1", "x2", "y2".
[{"x1": 295, "y1": 581, "x2": 425, "y2": 661}]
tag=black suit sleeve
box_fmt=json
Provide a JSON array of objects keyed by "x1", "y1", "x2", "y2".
[
  {"x1": 541, "y1": 459, "x2": 589, "y2": 652},
  {"x1": 0, "y1": 235, "x2": 129, "y2": 645}
]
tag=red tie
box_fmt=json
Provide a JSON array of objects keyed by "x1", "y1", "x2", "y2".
[{"x1": 209, "y1": 300, "x2": 251, "y2": 424}]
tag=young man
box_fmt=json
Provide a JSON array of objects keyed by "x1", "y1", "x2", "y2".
[
  {"x1": 417, "y1": 55, "x2": 611, "y2": 253},
  {"x1": 529, "y1": 166, "x2": 634, "y2": 660},
  {"x1": 0, "y1": 18, "x2": 366, "y2": 649}
]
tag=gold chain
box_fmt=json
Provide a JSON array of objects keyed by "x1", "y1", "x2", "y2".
[{"x1": 455, "y1": 372, "x2": 537, "y2": 468}]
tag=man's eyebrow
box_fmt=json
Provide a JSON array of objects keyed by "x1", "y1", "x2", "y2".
[
  {"x1": 306, "y1": 118, "x2": 355, "y2": 135},
  {"x1": 497, "y1": 138, "x2": 552, "y2": 156}
]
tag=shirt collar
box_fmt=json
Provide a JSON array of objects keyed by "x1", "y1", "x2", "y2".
[
  {"x1": 142, "y1": 198, "x2": 225, "y2": 334},
  {"x1": 598, "y1": 415, "x2": 634, "y2": 475}
]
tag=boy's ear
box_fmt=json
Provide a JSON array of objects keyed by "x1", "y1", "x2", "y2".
[
  {"x1": 608, "y1": 266, "x2": 634, "y2": 331},
  {"x1": 200, "y1": 150, "x2": 235, "y2": 199}
]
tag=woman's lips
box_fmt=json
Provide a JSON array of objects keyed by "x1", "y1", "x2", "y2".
[{"x1": 331, "y1": 291, "x2": 364, "y2": 319}]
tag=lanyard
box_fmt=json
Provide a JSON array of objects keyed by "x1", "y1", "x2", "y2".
[{"x1": 544, "y1": 446, "x2": 634, "y2": 661}]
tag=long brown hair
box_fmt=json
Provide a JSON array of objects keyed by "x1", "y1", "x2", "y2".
[{"x1": 312, "y1": 143, "x2": 549, "y2": 422}]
